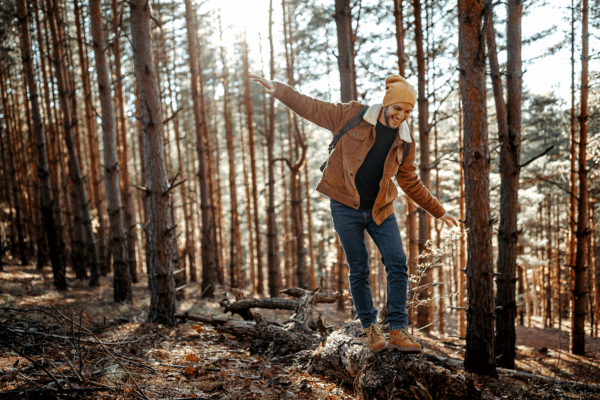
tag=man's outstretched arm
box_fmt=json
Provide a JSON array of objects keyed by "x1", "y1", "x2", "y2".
[{"x1": 249, "y1": 74, "x2": 360, "y2": 135}]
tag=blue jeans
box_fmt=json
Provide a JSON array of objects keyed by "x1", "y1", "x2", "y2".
[{"x1": 330, "y1": 199, "x2": 409, "y2": 330}]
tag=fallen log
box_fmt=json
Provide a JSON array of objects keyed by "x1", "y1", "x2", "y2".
[
  {"x1": 217, "y1": 314, "x2": 320, "y2": 355},
  {"x1": 220, "y1": 288, "x2": 340, "y2": 321},
  {"x1": 308, "y1": 321, "x2": 494, "y2": 400}
]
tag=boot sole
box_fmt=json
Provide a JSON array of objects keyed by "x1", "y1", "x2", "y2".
[
  {"x1": 371, "y1": 344, "x2": 388, "y2": 354},
  {"x1": 387, "y1": 343, "x2": 423, "y2": 354}
]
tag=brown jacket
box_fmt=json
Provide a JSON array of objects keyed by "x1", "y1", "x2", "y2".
[{"x1": 273, "y1": 82, "x2": 445, "y2": 225}]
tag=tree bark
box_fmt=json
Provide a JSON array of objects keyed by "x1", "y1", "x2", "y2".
[
  {"x1": 73, "y1": 0, "x2": 107, "y2": 277},
  {"x1": 571, "y1": 0, "x2": 589, "y2": 356},
  {"x1": 45, "y1": 0, "x2": 100, "y2": 286},
  {"x1": 242, "y1": 35, "x2": 264, "y2": 294},
  {"x1": 112, "y1": 0, "x2": 138, "y2": 284},
  {"x1": 334, "y1": 0, "x2": 355, "y2": 103},
  {"x1": 89, "y1": 0, "x2": 131, "y2": 302},
  {"x1": 0, "y1": 66, "x2": 28, "y2": 269},
  {"x1": 267, "y1": 0, "x2": 282, "y2": 297},
  {"x1": 17, "y1": 0, "x2": 65, "y2": 289},
  {"x1": 413, "y1": 0, "x2": 433, "y2": 332},
  {"x1": 183, "y1": 0, "x2": 217, "y2": 298},
  {"x1": 130, "y1": 0, "x2": 176, "y2": 325},
  {"x1": 218, "y1": 29, "x2": 243, "y2": 289},
  {"x1": 308, "y1": 322, "x2": 483, "y2": 399},
  {"x1": 485, "y1": 0, "x2": 522, "y2": 369},
  {"x1": 458, "y1": 0, "x2": 497, "y2": 377}
]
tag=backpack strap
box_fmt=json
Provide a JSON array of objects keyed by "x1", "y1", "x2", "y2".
[
  {"x1": 328, "y1": 105, "x2": 370, "y2": 153},
  {"x1": 320, "y1": 105, "x2": 369, "y2": 172}
]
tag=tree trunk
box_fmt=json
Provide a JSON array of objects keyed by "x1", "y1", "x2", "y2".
[
  {"x1": 304, "y1": 157, "x2": 316, "y2": 289},
  {"x1": 130, "y1": 0, "x2": 176, "y2": 325},
  {"x1": 89, "y1": 0, "x2": 131, "y2": 302},
  {"x1": 168, "y1": 72, "x2": 195, "y2": 284},
  {"x1": 572, "y1": 0, "x2": 589, "y2": 356},
  {"x1": 242, "y1": 35, "x2": 264, "y2": 294},
  {"x1": 334, "y1": 0, "x2": 355, "y2": 103},
  {"x1": 35, "y1": 0, "x2": 68, "y2": 276},
  {"x1": 0, "y1": 67, "x2": 28, "y2": 268},
  {"x1": 218, "y1": 32, "x2": 242, "y2": 290},
  {"x1": 413, "y1": 0, "x2": 433, "y2": 332},
  {"x1": 45, "y1": 0, "x2": 100, "y2": 286},
  {"x1": 458, "y1": 0, "x2": 496, "y2": 377},
  {"x1": 183, "y1": 0, "x2": 217, "y2": 297},
  {"x1": 73, "y1": 0, "x2": 107, "y2": 277},
  {"x1": 594, "y1": 207, "x2": 600, "y2": 337},
  {"x1": 281, "y1": 2, "x2": 308, "y2": 289},
  {"x1": 267, "y1": 0, "x2": 281, "y2": 297},
  {"x1": 490, "y1": 0, "x2": 522, "y2": 369},
  {"x1": 394, "y1": 0, "x2": 406, "y2": 75},
  {"x1": 336, "y1": 236, "x2": 345, "y2": 312},
  {"x1": 112, "y1": 0, "x2": 138, "y2": 284},
  {"x1": 17, "y1": 0, "x2": 65, "y2": 288}
]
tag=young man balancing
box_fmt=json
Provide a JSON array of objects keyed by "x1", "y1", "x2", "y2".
[{"x1": 250, "y1": 74, "x2": 458, "y2": 354}]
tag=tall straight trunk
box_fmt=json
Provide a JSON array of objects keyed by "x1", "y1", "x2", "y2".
[
  {"x1": 281, "y1": 160, "x2": 292, "y2": 287},
  {"x1": 89, "y1": 0, "x2": 131, "y2": 302},
  {"x1": 37, "y1": 0, "x2": 66, "y2": 276},
  {"x1": 572, "y1": 0, "x2": 589, "y2": 356},
  {"x1": 282, "y1": 1, "x2": 308, "y2": 288},
  {"x1": 458, "y1": 0, "x2": 496, "y2": 377},
  {"x1": 558, "y1": 200, "x2": 564, "y2": 329},
  {"x1": 0, "y1": 66, "x2": 28, "y2": 268},
  {"x1": 183, "y1": 0, "x2": 217, "y2": 296},
  {"x1": 10, "y1": 76, "x2": 32, "y2": 267},
  {"x1": 590, "y1": 206, "x2": 600, "y2": 337},
  {"x1": 209, "y1": 88, "x2": 225, "y2": 285},
  {"x1": 334, "y1": 0, "x2": 355, "y2": 102},
  {"x1": 267, "y1": 0, "x2": 281, "y2": 297},
  {"x1": 219, "y1": 33, "x2": 242, "y2": 289},
  {"x1": 394, "y1": 0, "x2": 406, "y2": 75},
  {"x1": 568, "y1": 0, "x2": 578, "y2": 341},
  {"x1": 544, "y1": 200, "x2": 553, "y2": 328},
  {"x1": 130, "y1": 0, "x2": 176, "y2": 325},
  {"x1": 112, "y1": 0, "x2": 138, "y2": 284},
  {"x1": 304, "y1": 154, "x2": 316, "y2": 289},
  {"x1": 242, "y1": 35, "x2": 264, "y2": 294},
  {"x1": 17, "y1": 0, "x2": 65, "y2": 287},
  {"x1": 336, "y1": 236, "x2": 345, "y2": 311},
  {"x1": 394, "y1": 0, "x2": 418, "y2": 324},
  {"x1": 414, "y1": 0, "x2": 432, "y2": 331},
  {"x1": 74, "y1": 0, "x2": 107, "y2": 276},
  {"x1": 45, "y1": 0, "x2": 100, "y2": 286},
  {"x1": 486, "y1": 0, "x2": 522, "y2": 369},
  {"x1": 168, "y1": 70, "x2": 195, "y2": 283}
]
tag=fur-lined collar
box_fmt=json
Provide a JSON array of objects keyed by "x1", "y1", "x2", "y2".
[{"x1": 363, "y1": 104, "x2": 412, "y2": 143}]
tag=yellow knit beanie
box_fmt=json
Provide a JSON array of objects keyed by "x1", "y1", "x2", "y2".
[{"x1": 382, "y1": 75, "x2": 417, "y2": 107}]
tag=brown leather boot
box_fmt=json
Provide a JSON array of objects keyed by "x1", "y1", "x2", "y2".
[
  {"x1": 365, "y1": 323, "x2": 387, "y2": 354},
  {"x1": 388, "y1": 329, "x2": 423, "y2": 354}
]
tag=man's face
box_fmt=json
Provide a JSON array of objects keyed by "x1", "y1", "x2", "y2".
[{"x1": 382, "y1": 102, "x2": 413, "y2": 129}]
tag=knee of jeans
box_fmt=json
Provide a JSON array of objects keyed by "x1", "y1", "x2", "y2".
[
  {"x1": 381, "y1": 253, "x2": 407, "y2": 270},
  {"x1": 348, "y1": 265, "x2": 370, "y2": 282}
]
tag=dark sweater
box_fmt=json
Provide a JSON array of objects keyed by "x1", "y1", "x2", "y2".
[{"x1": 355, "y1": 120, "x2": 397, "y2": 210}]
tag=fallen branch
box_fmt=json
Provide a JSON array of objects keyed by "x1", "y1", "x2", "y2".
[
  {"x1": 50, "y1": 305, "x2": 150, "y2": 400},
  {"x1": 0, "y1": 386, "x2": 115, "y2": 399},
  {"x1": 423, "y1": 352, "x2": 600, "y2": 393}
]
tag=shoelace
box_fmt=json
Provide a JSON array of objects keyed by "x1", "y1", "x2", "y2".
[
  {"x1": 398, "y1": 329, "x2": 417, "y2": 343},
  {"x1": 367, "y1": 325, "x2": 382, "y2": 343}
]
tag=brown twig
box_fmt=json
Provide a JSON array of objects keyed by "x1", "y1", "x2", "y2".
[{"x1": 50, "y1": 305, "x2": 150, "y2": 400}]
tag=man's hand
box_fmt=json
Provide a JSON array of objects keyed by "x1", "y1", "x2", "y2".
[
  {"x1": 249, "y1": 74, "x2": 275, "y2": 95},
  {"x1": 439, "y1": 212, "x2": 458, "y2": 228}
]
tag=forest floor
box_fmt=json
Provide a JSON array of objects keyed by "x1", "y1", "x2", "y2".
[{"x1": 1, "y1": 261, "x2": 600, "y2": 399}]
